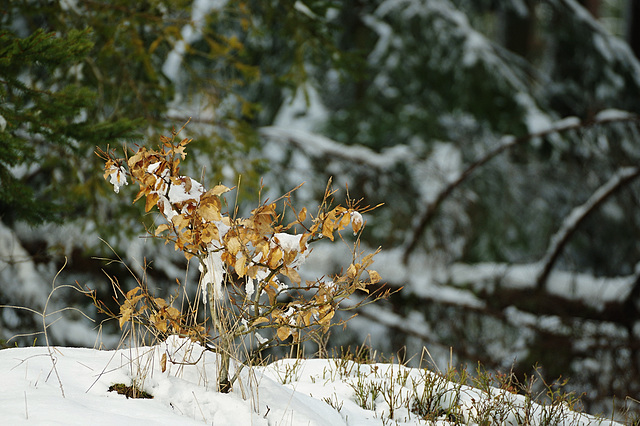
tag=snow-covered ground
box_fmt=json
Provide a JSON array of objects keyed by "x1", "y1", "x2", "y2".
[{"x1": 0, "y1": 336, "x2": 621, "y2": 425}]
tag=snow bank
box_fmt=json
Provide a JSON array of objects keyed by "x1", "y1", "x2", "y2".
[{"x1": 0, "y1": 336, "x2": 617, "y2": 425}]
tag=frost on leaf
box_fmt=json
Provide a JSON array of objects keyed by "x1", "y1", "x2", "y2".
[
  {"x1": 105, "y1": 163, "x2": 128, "y2": 193},
  {"x1": 350, "y1": 210, "x2": 364, "y2": 235}
]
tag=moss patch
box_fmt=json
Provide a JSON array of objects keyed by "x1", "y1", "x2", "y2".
[{"x1": 108, "y1": 383, "x2": 153, "y2": 399}]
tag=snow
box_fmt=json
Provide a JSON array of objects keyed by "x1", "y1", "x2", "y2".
[
  {"x1": 147, "y1": 161, "x2": 161, "y2": 174},
  {"x1": 162, "y1": 0, "x2": 229, "y2": 83},
  {"x1": 270, "y1": 233, "x2": 309, "y2": 270},
  {"x1": 0, "y1": 221, "x2": 49, "y2": 308},
  {"x1": 200, "y1": 249, "x2": 225, "y2": 301},
  {"x1": 294, "y1": 1, "x2": 317, "y2": 20},
  {"x1": 515, "y1": 92, "x2": 553, "y2": 135},
  {"x1": 414, "y1": 142, "x2": 462, "y2": 204},
  {"x1": 462, "y1": 30, "x2": 488, "y2": 67},
  {"x1": 362, "y1": 14, "x2": 394, "y2": 65},
  {"x1": 273, "y1": 84, "x2": 328, "y2": 132},
  {"x1": 539, "y1": 166, "x2": 640, "y2": 293},
  {"x1": 0, "y1": 336, "x2": 617, "y2": 425},
  {"x1": 59, "y1": 0, "x2": 79, "y2": 12},
  {"x1": 594, "y1": 109, "x2": 635, "y2": 121},
  {"x1": 0, "y1": 221, "x2": 119, "y2": 348},
  {"x1": 167, "y1": 177, "x2": 205, "y2": 205},
  {"x1": 260, "y1": 126, "x2": 412, "y2": 170},
  {"x1": 272, "y1": 232, "x2": 304, "y2": 253},
  {"x1": 350, "y1": 211, "x2": 363, "y2": 234},
  {"x1": 449, "y1": 262, "x2": 636, "y2": 312},
  {"x1": 107, "y1": 165, "x2": 128, "y2": 194}
]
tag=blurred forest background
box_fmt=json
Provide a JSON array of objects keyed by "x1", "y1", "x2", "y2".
[{"x1": 2, "y1": 0, "x2": 640, "y2": 420}]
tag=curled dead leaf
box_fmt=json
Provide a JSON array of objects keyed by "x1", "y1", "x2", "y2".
[{"x1": 277, "y1": 326, "x2": 291, "y2": 341}]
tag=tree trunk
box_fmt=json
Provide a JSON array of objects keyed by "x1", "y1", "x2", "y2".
[
  {"x1": 501, "y1": 0, "x2": 535, "y2": 59},
  {"x1": 579, "y1": 0, "x2": 601, "y2": 18},
  {"x1": 207, "y1": 279, "x2": 233, "y2": 393},
  {"x1": 628, "y1": 0, "x2": 640, "y2": 59}
]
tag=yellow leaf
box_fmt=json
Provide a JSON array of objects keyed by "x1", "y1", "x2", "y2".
[
  {"x1": 155, "y1": 319, "x2": 167, "y2": 333},
  {"x1": 247, "y1": 265, "x2": 262, "y2": 279},
  {"x1": 127, "y1": 150, "x2": 145, "y2": 169},
  {"x1": 119, "y1": 312, "x2": 129, "y2": 329},
  {"x1": 254, "y1": 240, "x2": 269, "y2": 262},
  {"x1": 226, "y1": 236, "x2": 242, "y2": 256},
  {"x1": 132, "y1": 188, "x2": 146, "y2": 204},
  {"x1": 155, "y1": 223, "x2": 170, "y2": 236},
  {"x1": 350, "y1": 210, "x2": 363, "y2": 234},
  {"x1": 369, "y1": 270, "x2": 381, "y2": 284},
  {"x1": 145, "y1": 193, "x2": 159, "y2": 212},
  {"x1": 208, "y1": 184, "x2": 231, "y2": 197},
  {"x1": 201, "y1": 224, "x2": 220, "y2": 244},
  {"x1": 277, "y1": 326, "x2": 291, "y2": 341},
  {"x1": 282, "y1": 267, "x2": 301, "y2": 285},
  {"x1": 174, "y1": 145, "x2": 187, "y2": 160},
  {"x1": 318, "y1": 307, "x2": 335, "y2": 325},
  {"x1": 171, "y1": 214, "x2": 190, "y2": 232},
  {"x1": 322, "y1": 221, "x2": 334, "y2": 241},
  {"x1": 299, "y1": 233, "x2": 311, "y2": 251},
  {"x1": 160, "y1": 353, "x2": 167, "y2": 373},
  {"x1": 297, "y1": 207, "x2": 307, "y2": 223},
  {"x1": 198, "y1": 197, "x2": 222, "y2": 221},
  {"x1": 228, "y1": 35, "x2": 243, "y2": 50},
  {"x1": 125, "y1": 287, "x2": 141, "y2": 299},
  {"x1": 338, "y1": 212, "x2": 351, "y2": 230},
  {"x1": 166, "y1": 306, "x2": 181, "y2": 319},
  {"x1": 267, "y1": 247, "x2": 283, "y2": 269},
  {"x1": 346, "y1": 264, "x2": 358, "y2": 280},
  {"x1": 235, "y1": 254, "x2": 248, "y2": 277},
  {"x1": 361, "y1": 253, "x2": 375, "y2": 269},
  {"x1": 154, "y1": 297, "x2": 168, "y2": 308},
  {"x1": 302, "y1": 310, "x2": 315, "y2": 326},
  {"x1": 252, "y1": 316, "x2": 269, "y2": 326},
  {"x1": 265, "y1": 284, "x2": 277, "y2": 305},
  {"x1": 103, "y1": 160, "x2": 115, "y2": 180},
  {"x1": 149, "y1": 36, "x2": 163, "y2": 54},
  {"x1": 283, "y1": 250, "x2": 297, "y2": 266}
]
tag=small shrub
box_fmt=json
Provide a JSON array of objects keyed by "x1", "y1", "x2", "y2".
[{"x1": 95, "y1": 123, "x2": 389, "y2": 392}]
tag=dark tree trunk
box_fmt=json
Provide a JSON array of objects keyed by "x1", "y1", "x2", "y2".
[
  {"x1": 628, "y1": 0, "x2": 640, "y2": 59},
  {"x1": 579, "y1": 0, "x2": 601, "y2": 18},
  {"x1": 501, "y1": 0, "x2": 535, "y2": 59}
]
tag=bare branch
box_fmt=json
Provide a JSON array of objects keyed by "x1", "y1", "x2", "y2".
[{"x1": 536, "y1": 166, "x2": 640, "y2": 290}]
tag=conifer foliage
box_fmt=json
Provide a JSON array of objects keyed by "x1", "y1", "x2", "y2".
[{"x1": 0, "y1": 28, "x2": 95, "y2": 223}]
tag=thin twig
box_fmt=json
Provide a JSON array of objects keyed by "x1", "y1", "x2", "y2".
[{"x1": 43, "y1": 257, "x2": 69, "y2": 398}]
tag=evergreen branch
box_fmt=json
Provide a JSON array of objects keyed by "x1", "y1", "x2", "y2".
[{"x1": 402, "y1": 113, "x2": 640, "y2": 264}]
